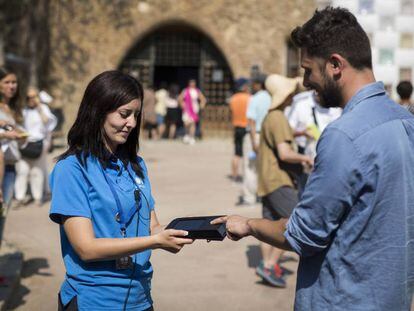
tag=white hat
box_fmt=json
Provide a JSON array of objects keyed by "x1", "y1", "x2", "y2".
[{"x1": 265, "y1": 74, "x2": 298, "y2": 110}]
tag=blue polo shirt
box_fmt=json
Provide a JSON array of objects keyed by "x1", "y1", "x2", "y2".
[
  {"x1": 50, "y1": 154, "x2": 155, "y2": 310},
  {"x1": 285, "y1": 82, "x2": 414, "y2": 310}
]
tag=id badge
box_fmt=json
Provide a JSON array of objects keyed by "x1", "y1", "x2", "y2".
[{"x1": 116, "y1": 256, "x2": 133, "y2": 270}]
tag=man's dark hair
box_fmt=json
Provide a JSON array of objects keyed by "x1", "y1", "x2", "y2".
[
  {"x1": 58, "y1": 70, "x2": 144, "y2": 178},
  {"x1": 397, "y1": 81, "x2": 413, "y2": 100},
  {"x1": 291, "y1": 7, "x2": 372, "y2": 70}
]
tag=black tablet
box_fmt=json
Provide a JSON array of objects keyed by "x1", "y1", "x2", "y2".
[{"x1": 166, "y1": 215, "x2": 226, "y2": 241}]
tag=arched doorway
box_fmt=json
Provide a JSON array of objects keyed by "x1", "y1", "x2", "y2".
[{"x1": 119, "y1": 24, "x2": 234, "y2": 106}]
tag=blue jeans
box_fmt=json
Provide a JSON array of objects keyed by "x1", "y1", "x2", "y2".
[
  {"x1": 0, "y1": 165, "x2": 15, "y2": 247},
  {"x1": 3, "y1": 165, "x2": 16, "y2": 207}
]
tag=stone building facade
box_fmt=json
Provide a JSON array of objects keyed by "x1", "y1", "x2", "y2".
[{"x1": 47, "y1": 0, "x2": 315, "y2": 133}]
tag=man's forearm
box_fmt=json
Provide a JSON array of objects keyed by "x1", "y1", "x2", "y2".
[{"x1": 247, "y1": 218, "x2": 292, "y2": 251}]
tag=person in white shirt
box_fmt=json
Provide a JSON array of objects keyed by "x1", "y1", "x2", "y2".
[
  {"x1": 286, "y1": 90, "x2": 341, "y2": 154},
  {"x1": 14, "y1": 87, "x2": 57, "y2": 206},
  {"x1": 155, "y1": 84, "x2": 168, "y2": 138},
  {"x1": 285, "y1": 89, "x2": 341, "y2": 195}
]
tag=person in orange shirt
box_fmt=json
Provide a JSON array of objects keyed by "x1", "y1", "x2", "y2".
[{"x1": 229, "y1": 78, "x2": 250, "y2": 182}]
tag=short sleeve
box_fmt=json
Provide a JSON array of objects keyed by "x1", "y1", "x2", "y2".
[
  {"x1": 138, "y1": 157, "x2": 155, "y2": 210},
  {"x1": 284, "y1": 128, "x2": 365, "y2": 257},
  {"x1": 49, "y1": 157, "x2": 92, "y2": 224},
  {"x1": 286, "y1": 102, "x2": 300, "y2": 130},
  {"x1": 40, "y1": 104, "x2": 58, "y2": 132},
  {"x1": 246, "y1": 97, "x2": 256, "y2": 120},
  {"x1": 268, "y1": 111, "x2": 294, "y2": 146}
]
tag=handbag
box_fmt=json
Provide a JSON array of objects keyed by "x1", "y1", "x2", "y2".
[{"x1": 20, "y1": 140, "x2": 43, "y2": 159}]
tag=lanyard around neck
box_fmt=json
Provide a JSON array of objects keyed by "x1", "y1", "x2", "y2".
[{"x1": 100, "y1": 162, "x2": 141, "y2": 235}]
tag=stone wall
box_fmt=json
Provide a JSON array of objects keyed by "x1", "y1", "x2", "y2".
[{"x1": 48, "y1": 0, "x2": 315, "y2": 131}]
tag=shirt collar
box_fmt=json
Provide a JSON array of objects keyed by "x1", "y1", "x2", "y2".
[{"x1": 343, "y1": 82, "x2": 386, "y2": 114}]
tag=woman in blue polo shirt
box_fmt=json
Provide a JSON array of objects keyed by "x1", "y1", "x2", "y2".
[{"x1": 49, "y1": 71, "x2": 193, "y2": 311}]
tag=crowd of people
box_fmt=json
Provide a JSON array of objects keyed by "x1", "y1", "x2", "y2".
[
  {"x1": 142, "y1": 79, "x2": 206, "y2": 145},
  {"x1": 0, "y1": 5, "x2": 411, "y2": 311},
  {"x1": 0, "y1": 67, "x2": 57, "y2": 242}
]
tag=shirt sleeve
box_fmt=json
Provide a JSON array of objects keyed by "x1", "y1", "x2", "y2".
[
  {"x1": 269, "y1": 112, "x2": 294, "y2": 146},
  {"x1": 138, "y1": 157, "x2": 155, "y2": 210},
  {"x1": 284, "y1": 128, "x2": 365, "y2": 257},
  {"x1": 246, "y1": 97, "x2": 256, "y2": 120},
  {"x1": 286, "y1": 102, "x2": 300, "y2": 130},
  {"x1": 49, "y1": 157, "x2": 91, "y2": 224},
  {"x1": 40, "y1": 104, "x2": 58, "y2": 132}
]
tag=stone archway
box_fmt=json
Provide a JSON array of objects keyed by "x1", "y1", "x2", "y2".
[{"x1": 118, "y1": 22, "x2": 234, "y2": 106}]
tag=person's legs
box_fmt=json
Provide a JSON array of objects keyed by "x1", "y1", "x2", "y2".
[
  {"x1": 157, "y1": 114, "x2": 165, "y2": 139},
  {"x1": 189, "y1": 122, "x2": 196, "y2": 143},
  {"x1": 232, "y1": 127, "x2": 245, "y2": 181},
  {"x1": 169, "y1": 123, "x2": 176, "y2": 139},
  {"x1": 14, "y1": 160, "x2": 29, "y2": 202},
  {"x1": 29, "y1": 161, "x2": 44, "y2": 203},
  {"x1": 260, "y1": 243, "x2": 283, "y2": 269},
  {"x1": 0, "y1": 166, "x2": 15, "y2": 249},
  {"x1": 257, "y1": 187, "x2": 299, "y2": 286},
  {"x1": 184, "y1": 121, "x2": 196, "y2": 144},
  {"x1": 240, "y1": 133, "x2": 258, "y2": 204}
]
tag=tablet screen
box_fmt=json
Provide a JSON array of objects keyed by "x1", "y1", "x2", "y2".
[{"x1": 173, "y1": 219, "x2": 206, "y2": 230}]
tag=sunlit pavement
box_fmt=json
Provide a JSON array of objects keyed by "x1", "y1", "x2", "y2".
[{"x1": 4, "y1": 138, "x2": 298, "y2": 311}]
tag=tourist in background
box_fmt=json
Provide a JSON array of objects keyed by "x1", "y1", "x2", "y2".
[
  {"x1": 14, "y1": 87, "x2": 57, "y2": 207},
  {"x1": 0, "y1": 67, "x2": 26, "y2": 246},
  {"x1": 286, "y1": 84, "x2": 341, "y2": 196},
  {"x1": 255, "y1": 74, "x2": 313, "y2": 288},
  {"x1": 142, "y1": 85, "x2": 158, "y2": 139},
  {"x1": 155, "y1": 83, "x2": 168, "y2": 138},
  {"x1": 396, "y1": 80, "x2": 414, "y2": 114},
  {"x1": 165, "y1": 84, "x2": 180, "y2": 139},
  {"x1": 229, "y1": 78, "x2": 250, "y2": 183},
  {"x1": 237, "y1": 75, "x2": 271, "y2": 206},
  {"x1": 0, "y1": 67, "x2": 26, "y2": 208},
  {"x1": 179, "y1": 79, "x2": 206, "y2": 145}
]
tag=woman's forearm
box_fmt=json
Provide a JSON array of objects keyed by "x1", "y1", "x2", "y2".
[{"x1": 77, "y1": 235, "x2": 160, "y2": 262}]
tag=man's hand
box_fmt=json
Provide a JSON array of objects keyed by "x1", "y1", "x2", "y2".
[{"x1": 211, "y1": 215, "x2": 252, "y2": 241}]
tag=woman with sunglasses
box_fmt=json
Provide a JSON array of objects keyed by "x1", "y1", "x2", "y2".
[{"x1": 14, "y1": 87, "x2": 57, "y2": 207}]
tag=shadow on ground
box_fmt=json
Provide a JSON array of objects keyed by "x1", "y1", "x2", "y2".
[
  {"x1": 7, "y1": 257, "x2": 51, "y2": 310},
  {"x1": 246, "y1": 244, "x2": 261, "y2": 268}
]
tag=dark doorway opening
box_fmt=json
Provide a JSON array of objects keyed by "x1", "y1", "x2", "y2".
[
  {"x1": 153, "y1": 66, "x2": 198, "y2": 89},
  {"x1": 118, "y1": 24, "x2": 233, "y2": 105},
  {"x1": 118, "y1": 24, "x2": 234, "y2": 138}
]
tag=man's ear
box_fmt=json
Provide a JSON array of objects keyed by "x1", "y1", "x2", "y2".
[{"x1": 327, "y1": 53, "x2": 345, "y2": 79}]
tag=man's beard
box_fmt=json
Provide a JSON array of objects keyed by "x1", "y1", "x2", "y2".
[{"x1": 317, "y1": 72, "x2": 343, "y2": 108}]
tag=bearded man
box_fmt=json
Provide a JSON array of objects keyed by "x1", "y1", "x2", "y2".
[{"x1": 213, "y1": 7, "x2": 414, "y2": 310}]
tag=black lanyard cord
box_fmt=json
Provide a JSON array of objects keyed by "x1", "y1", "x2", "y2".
[{"x1": 123, "y1": 190, "x2": 152, "y2": 311}]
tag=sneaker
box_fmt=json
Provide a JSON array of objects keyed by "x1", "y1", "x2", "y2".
[
  {"x1": 235, "y1": 176, "x2": 243, "y2": 183},
  {"x1": 256, "y1": 262, "x2": 286, "y2": 288},
  {"x1": 280, "y1": 265, "x2": 294, "y2": 276},
  {"x1": 235, "y1": 196, "x2": 255, "y2": 207}
]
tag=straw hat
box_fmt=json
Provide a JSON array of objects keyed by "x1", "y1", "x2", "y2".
[{"x1": 265, "y1": 74, "x2": 298, "y2": 110}]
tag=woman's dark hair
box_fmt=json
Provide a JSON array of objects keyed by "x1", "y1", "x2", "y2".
[
  {"x1": 396, "y1": 81, "x2": 413, "y2": 100},
  {"x1": 0, "y1": 67, "x2": 23, "y2": 123},
  {"x1": 58, "y1": 70, "x2": 144, "y2": 178},
  {"x1": 291, "y1": 7, "x2": 372, "y2": 70}
]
